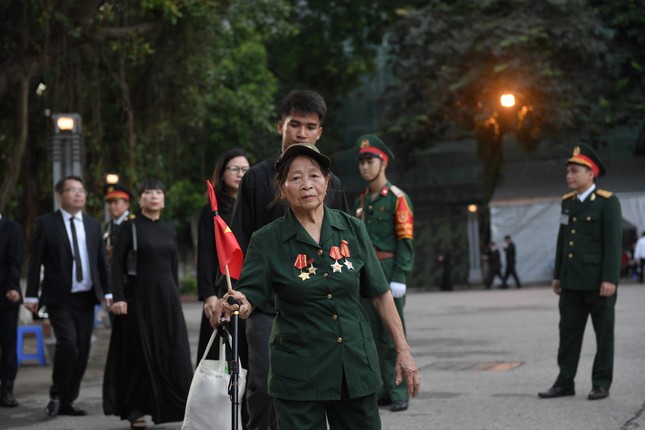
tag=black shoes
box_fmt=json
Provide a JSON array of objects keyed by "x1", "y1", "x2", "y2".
[
  {"x1": 0, "y1": 392, "x2": 18, "y2": 407},
  {"x1": 45, "y1": 398, "x2": 87, "y2": 416},
  {"x1": 59, "y1": 402, "x2": 87, "y2": 416},
  {"x1": 588, "y1": 387, "x2": 609, "y2": 400},
  {"x1": 390, "y1": 400, "x2": 409, "y2": 412},
  {"x1": 45, "y1": 398, "x2": 60, "y2": 416},
  {"x1": 377, "y1": 397, "x2": 409, "y2": 411},
  {"x1": 376, "y1": 397, "x2": 392, "y2": 407},
  {"x1": 538, "y1": 385, "x2": 575, "y2": 399}
]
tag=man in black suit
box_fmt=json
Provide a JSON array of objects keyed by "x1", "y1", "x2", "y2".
[
  {"x1": 0, "y1": 214, "x2": 24, "y2": 408},
  {"x1": 503, "y1": 235, "x2": 522, "y2": 288},
  {"x1": 25, "y1": 176, "x2": 111, "y2": 417}
]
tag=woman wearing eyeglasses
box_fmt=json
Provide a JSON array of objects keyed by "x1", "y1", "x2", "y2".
[{"x1": 195, "y1": 148, "x2": 251, "y2": 363}]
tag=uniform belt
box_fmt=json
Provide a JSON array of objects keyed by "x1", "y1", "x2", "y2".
[{"x1": 375, "y1": 250, "x2": 396, "y2": 260}]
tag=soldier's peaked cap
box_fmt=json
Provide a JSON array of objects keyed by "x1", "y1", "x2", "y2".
[
  {"x1": 567, "y1": 143, "x2": 606, "y2": 177},
  {"x1": 104, "y1": 182, "x2": 132, "y2": 201},
  {"x1": 356, "y1": 134, "x2": 394, "y2": 163}
]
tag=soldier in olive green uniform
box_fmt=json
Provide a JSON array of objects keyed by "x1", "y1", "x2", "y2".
[
  {"x1": 224, "y1": 143, "x2": 420, "y2": 430},
  {"x1": 539, "y1": 143, "x2": 622, "y2": 401},
  {"x1": 355, "y1": 134, "x2": 414, "y2": 412}
]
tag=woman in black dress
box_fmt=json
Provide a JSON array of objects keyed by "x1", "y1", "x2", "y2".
[
  {"x1": 103, "y1": 178, "x2": 193, "y2": 429},
  {"x1": 195, "y1": 148, "x2": 250, "y2": 362}
]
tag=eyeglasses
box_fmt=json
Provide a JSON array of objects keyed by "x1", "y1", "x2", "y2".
[
  {"x1": 226, "y1": 166, "x2": 249, "y2": 175},
  {"x1": 64, "y1": 187, "x2": 87, "y2": 195}
]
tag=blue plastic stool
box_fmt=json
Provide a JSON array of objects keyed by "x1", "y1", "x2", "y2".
[{"x1": 16, "y1": 325, "x2": 47, "y2": 366}]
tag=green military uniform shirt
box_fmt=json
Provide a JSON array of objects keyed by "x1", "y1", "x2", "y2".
[
  {"x1": 237, "y1": 207, "x2": 389, "y2": 401},
  {"x1": 554, "y1": 188, "x2": 622, "y2": 289},
  {"x1": 354, "y1": 181, "x2": 414, "y2": 283}
]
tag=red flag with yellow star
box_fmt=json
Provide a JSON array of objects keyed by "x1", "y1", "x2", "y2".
[{"x1": 206, "y1": 180, "x2": 244, "y2": 279}]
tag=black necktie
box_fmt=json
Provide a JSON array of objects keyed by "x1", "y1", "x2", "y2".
[{"x1": 70, "y1": 217, "x2": 83, "y2": 282}]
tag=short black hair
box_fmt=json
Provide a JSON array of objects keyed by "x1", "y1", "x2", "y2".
[
  {"x1": 55, "y1": 176, "x2": 84, "y2": 194},
  {"x1": 137, "y1": 177, "x2": 166, "y2": 196},
  {"x1": 279, "y1": 90, "x2": 327, "y2": 124}
]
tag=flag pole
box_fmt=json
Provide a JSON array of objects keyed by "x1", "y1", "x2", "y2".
[{"x1": 226, "y1": 263, "x2": 240, "y2": 430}]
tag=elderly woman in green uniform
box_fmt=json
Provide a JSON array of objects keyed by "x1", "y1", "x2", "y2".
[{"x1": 224, "y1": 143, "x2": 420, "y2": 429}]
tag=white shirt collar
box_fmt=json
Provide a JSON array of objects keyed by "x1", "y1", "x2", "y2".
[
  {"x1": 60, "y1": 208, "x2": 84, "y2": 222},
  {"x1": 577, "y1": 184, "x2": 596, "y2": 202}
]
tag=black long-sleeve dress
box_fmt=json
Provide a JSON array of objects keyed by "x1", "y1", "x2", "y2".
[{"x1": 103, "y1": 214, "x2": 193, "y2": 424}]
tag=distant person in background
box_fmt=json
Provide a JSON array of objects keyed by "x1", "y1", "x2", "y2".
[
  {"x1": 437, "y1": 249, "x2": 453, "y2": 291},
  {"x1": 539, "y1": 143, "x2": 621, "y2": 401},
  {"x1": 103, "y1": 183, "x2": 134, "y2": 262},
  {"x1": 0, "y1": 214, "x2": 24, "y2": 408},
  {"x1": 502, "y1": 235, "x2": 522, "y2": 288},
  {"x1": 483, "y1": 241, "x2": 505, "y2": 289},
  {"x1": 104, "y1": 178, "x2": 193, "y2": 428},
  {"x1": 634, "y1": 232, "x2": 645, "y2": 283}
]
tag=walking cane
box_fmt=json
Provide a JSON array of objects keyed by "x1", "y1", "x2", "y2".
[{"x1": 226, "y1": 296, "x2": 242, "y2": 430}]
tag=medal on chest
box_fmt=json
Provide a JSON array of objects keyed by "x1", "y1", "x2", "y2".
[
  {"x1": 340, "y1": 240, "x2": 354, "y2": 270},
  {"x1": 329, "y1": 240, "x2": 354, "y2": 273},
  {"x1": 329, "y1": 246, "x2": 343, "y2": 273},
  {"x1": 294, "y1": 254, "x2": 316, "y2": 281}
]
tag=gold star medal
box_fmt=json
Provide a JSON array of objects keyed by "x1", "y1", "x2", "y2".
[
  {"x1": 340, "y1": 239, "x2": 354, "y2": 270},
  {"x1": 294, "y1": 254, "x2": 310, "y2": 281},
  {"x1": 329, "y1": 245, "x2": 343, "y2": 273}
]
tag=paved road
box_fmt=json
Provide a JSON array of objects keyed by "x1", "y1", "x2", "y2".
[{"x1": 4, "y1": 282, "x2": 645, "y2": 429}]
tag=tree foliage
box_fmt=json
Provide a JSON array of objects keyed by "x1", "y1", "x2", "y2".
[
  {"x1": 0, "y1": 0, "x2": 292, "y2": 231},
  {"x1": 381, "y1": 0, "x2": 645, "y2": 199}
]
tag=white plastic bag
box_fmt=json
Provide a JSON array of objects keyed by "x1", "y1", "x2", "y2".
[{"x1": 182, "y1": 328, "x2": 247, "y2": 430}]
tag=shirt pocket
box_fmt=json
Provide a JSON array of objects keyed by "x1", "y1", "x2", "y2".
[{"x1": 270, "y1": 333, "x2": 311, "y2": 383}]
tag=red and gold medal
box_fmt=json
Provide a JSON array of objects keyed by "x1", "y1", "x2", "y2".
[
  {"x1": 329, "y1": 245, "x2": 343, "y2": 273},
  {"x1": 340, "y1": 240, "x2": 354, "y2": 270},
  {"x1": 294, "y1": 254, "x2": 311, "y2": 280}
]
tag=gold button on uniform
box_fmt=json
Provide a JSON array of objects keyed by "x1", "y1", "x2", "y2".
[
  {"x1": 327, "y1": 293, "x2": 332, "y2": 299},
  {"x1": 569, "y1": 241, "x2": 574, "y2": 246},
  {"x1": 337, "y1": 337, "x2": 343, "y2": 343},
  {"x1": 571, "y1": 229, "x2": 576, "y2": 234},
  {"x1": 323, "y1": 273, "x2": 328, "y2": 278},
  {"x1": 332, "y1": 314, "x2": 338, "y2": 320},
  {"x1": 568, "y1": 253, "x2": 573, "y2": 259},
  {"x1": 572, "y1": 217, "x2": 577, "y2": 222},
  {"x1": 317, "y1": 249, "x2": 323, "y2": 256}
]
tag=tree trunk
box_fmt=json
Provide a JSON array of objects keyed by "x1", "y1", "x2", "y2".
[{"x1": 0, "y1": 76, "x2": 31, "y2": 213}]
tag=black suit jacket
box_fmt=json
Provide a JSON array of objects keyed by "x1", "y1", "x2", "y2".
[
  {"x1": 0, "y1": 218, "x2": 24, "y2": 309},
  {"x1": 27, "y1": 210, "x2": 110, "y2": 305}
]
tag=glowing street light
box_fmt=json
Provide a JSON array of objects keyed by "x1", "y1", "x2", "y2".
[
  {"x1": 105, "y1": 173, "x2": 120, "y2": 185},
  {"x1": 51, "y1": 113, "x2": 84, "y2": 209},
  {"x1": 500, "y1": 93, "x2": 516, "y2": 108}
]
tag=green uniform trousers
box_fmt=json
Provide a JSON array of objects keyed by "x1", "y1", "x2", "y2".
[
  {"x1": 555, "y1": 289, "x2": 616, "y2": 390},
  {"x1": 361, "y1": 295, "x2": 407, "y2": 402},
  {"x1": 274, "y1": 372, "x2": 381, "y2": 430}
]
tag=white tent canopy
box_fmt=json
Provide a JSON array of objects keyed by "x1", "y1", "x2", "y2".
[{"x1": 490, "y1": 158, "x2": 645, "y2": 284}]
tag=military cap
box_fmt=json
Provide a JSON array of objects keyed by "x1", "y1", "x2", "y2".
[
  {"x1": 104, "y1": 183, "x2": 132, "y2": 201},
  {"x1": 567, "y1": 143, "x2": 606, "y2": 177},
  {"x1": 356, "y1": 134, "x2": 394, "y2": 163},
  {"x1": 276, "y1": 143, "x2": 331, "y2": 171}
]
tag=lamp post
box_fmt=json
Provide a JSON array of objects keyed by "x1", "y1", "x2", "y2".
[
  {"x1": 51, "y1": 113, "x2": 84, "y2": 209},
  {"x1": 467, "y1": 204, "x2": 482, "y2": 284},
  {"x1": 104, "y1": 173, "x2": 120, "y2": 222}
]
